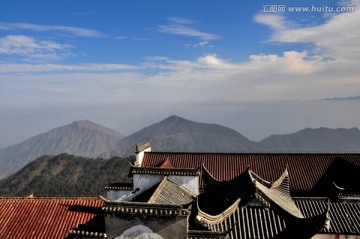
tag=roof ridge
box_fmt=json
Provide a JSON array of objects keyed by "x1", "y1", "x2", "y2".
[
  {"x1": 271, "y1": 166, "x2": 291, "y2": 195},
  {"x1": 195, "y1": 198, "x2": 241, "y2": 227}
]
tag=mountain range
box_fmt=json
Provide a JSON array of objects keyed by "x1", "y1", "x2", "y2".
[
  {"x1": 1, "y1": 115, "x2": 360, "y2": 178},
  {"x1": 0, "y1": 120, "x2": 123, "y2": 178}
]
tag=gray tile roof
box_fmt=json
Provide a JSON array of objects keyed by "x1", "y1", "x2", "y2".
[
  {"x1": 295, "y1": 198, "x2": 360, "y2": 235},
  {"x1": 210, "y1": 206, "x2": 288, "y2": 239},
  {"x1": 148, "y1": 177, "x2": 196, "y2": 205}
]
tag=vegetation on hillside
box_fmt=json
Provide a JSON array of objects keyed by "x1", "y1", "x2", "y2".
[{"x1": 0, "y1": 154, "x2": 133, "y2": 197}]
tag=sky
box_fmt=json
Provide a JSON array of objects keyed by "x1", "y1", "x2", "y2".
[{"x1": 0, "y1": 0, "x2": 360, "y2": 148}]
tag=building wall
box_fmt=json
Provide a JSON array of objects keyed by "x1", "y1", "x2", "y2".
[
  {"x1": 105, "y1": 213, "x2": 188, "y2": 239},
  {"x1": 107, "y1": 190, "x2": 132, "y2": 201},
  {"x1": 132, "y1": 174, "x2": 199, "y2": 196},
  {"x1": 133, "y1": 174, "x2": 164, "y2": 193},
  {"x1": 313, "y1": 234, "x2": 360, "y2": 239},
  {"x1": 107, "y1": 174, "x2": 199, "y2": 201},
  {"x1": 135, "y1": 147, "x2": 152, "y2": 166},
  {"x1": 168, "y1": 175, "x2": 199, "y2": 195}
]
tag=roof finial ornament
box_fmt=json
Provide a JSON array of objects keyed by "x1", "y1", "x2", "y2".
[{"x1": 26, "y1": 191, "x2": 35, "y2": 198}]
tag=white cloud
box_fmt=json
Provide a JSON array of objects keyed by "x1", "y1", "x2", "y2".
[
  {"x1": 0, "y1": 35, "x2": 72, "y2": 60},
  {"x1": 254, "y1": 15, "x2": 288, "y2": 31},
  {"x1": 158, "y1": 18, "x2": 219, "y2": 40},
  {"x1": 196, "y1": 54, "x2": 237, "y2": 70},
  {"x1": 167, "y1": 17, "x2": 198, "y2": 25},
  {"x1": 0, "y1": 62, "x2": 137, "y2": 72},
  {"x1": 254, "y1": 0, "x2": 360, "y2": 61},
  {"x1": 0, "y1": 54, "x2": 358, "y2": 111},
  {"x1": 185, "y1": 41, "x2": 213, "y2": 48},
  {"x1": 247, "y1": 51, "x2": 324, "y2": 74},
  {"x1": 0, "y1": 22, "x2": 104, "y2": 38}
]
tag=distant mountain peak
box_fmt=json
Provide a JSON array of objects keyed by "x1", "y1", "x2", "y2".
[
  {"x1": 113, "y1": 115, "x2": 258, "y2": 156},
  {"x1": 71, "y1": 119, "x2": 102, "y2": 128},
  {"x1": 0, "y1": 119, "x2": 124, "y2": 178},
  {"x1": 73, "y1": 119, "x2": 93, "y2": 125},
  {"x1": 162, "y1": 115, "x2": 185, "y2": 123}
]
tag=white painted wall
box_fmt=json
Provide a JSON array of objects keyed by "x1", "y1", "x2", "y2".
[
  {"x1": 135, "y1": 147, "x2": 152, "y2": 166},
  {"x1": 169, "y1": 175, "x2": 199, "y2": 195},
  {"x1": 133, "y1": 174, "x2": 200, "y2": 195},
  {"x1": 107, "y1": 190, "x2": 132, "y2": 201},
  {"x1": 133, "y1": 174, "x2": 164, "y2": 192}
]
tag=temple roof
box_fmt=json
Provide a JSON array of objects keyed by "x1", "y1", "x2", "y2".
[
  {"x1": 193, "y1": 167, "x2": 331, "y2": 239},
  {"x1": 148, "y1": 176, "x2": 196, "y2": 205},
  {"x1": 199, "y1": 166, "x2": 303, "y2": 218},
  {"x1": 333, "y1": 181, "x2": 360, "y2": 200},
  {"x1": 295, "y1": 198, "x2": 360, "y2": 235},
  {"x1": 213, "y1": 206, "x2": 288, "y2": 239},
  {"x1": 141, "y1": 152, "x2": 360, "y2": 195},
  {"x1": 251, "y1": 168, "x2": 303, "y2": 218},
  {"x1": 0, "y1": 197, "x2": 103, "y2": 239}
]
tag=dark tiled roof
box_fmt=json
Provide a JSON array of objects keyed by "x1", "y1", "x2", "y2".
[
  {"x1": 295, "y1": 198, "x2": 360, "y2": 235},
  {"x1": 0, "y1": 197, "x2": 103, "y2": 239},
  {"x1": 187, "y1": 230, "x2": 229, "y2": 239},
  {"x1": 200, "y1": 167, "x2": 303, "y2": 218},
  {"x1": 142, "y1": 152, "x2": 360, "y2": 195},
  {"x1": 333, "y1": 182, "x2": 360, "y2": 199},
  {"x1": 195, "y1": 202, "x2": 330, "y2": 239},
  {"x1": 216, "y1": 207, "x2": 288, "y2": 239},
  {"x1": 194, "y1": 168, "x2": 328, "y2": 239}
]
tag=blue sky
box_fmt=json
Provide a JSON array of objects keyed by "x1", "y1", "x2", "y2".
[{"x1": 0, "y1": 0, "x2": 360, "y2": 147}]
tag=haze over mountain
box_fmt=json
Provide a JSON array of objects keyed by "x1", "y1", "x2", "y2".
[
  {"x1": 1, "y1": 115, "x2": 360, "y2": 179},
  {"x1": 109, "y1": 115, "x2": 260, "y2": 157},
  {"x1": 0, "y1": 120, "x2": 123, "y2": 178},
  {"x1": 258, "y1": 127, "x2": 360, "y2": 152}
]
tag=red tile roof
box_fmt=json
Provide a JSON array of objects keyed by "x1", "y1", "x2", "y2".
[
  {"x1": 0, "y1": 197, "x2": 103, "y2": 239},
  {"x1": 141, "y1": 152, "x2": 360, "y2": 193}
]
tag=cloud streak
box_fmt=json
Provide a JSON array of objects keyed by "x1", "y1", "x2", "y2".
[
  {"x1": 0, "y1": 35, "x2": 73, "y2": 60},
  {"x1": 158, "y1": 17, "x2": 219, "y2": 40},
  {"x1": 0, "y1": 62, "x2": 138, "y2": 72},
  {"x1": 0, "y1": 22, "x2": 104, "y2": 38}
]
